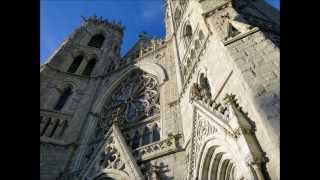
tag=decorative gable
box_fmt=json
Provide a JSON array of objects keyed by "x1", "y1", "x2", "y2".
[{"x1": 82, "y1": 124, "x2": 144, "y2": 180}]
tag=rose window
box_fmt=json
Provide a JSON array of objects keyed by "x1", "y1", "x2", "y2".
[{"x1": 100, "y1": 69, "x2": 160, "y2": 127}]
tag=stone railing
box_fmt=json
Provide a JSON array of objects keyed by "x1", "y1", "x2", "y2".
[
  {"x1": 132, "y1": 134, "x2": 180, "y2": 162},
  {"x1": 125, "y1": 38, "x2": 166, "y2": 62},
  {"x1": 40, "y1": 109, "x2": 71, "y2": 140},
  {"x1": 142, "y1": 39, "x2": 166, "y2": 54}
]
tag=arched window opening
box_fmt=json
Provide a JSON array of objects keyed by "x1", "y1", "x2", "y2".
[
  {"x1": 183, "y1": 23, "x2": 193, "y2": 47},
  {"x1": 190, "y1": 49, "x2": 196, "y2": 59},
  {"x1": 54, "y1": 86, "x2": 72, "y2": 111},
  {"x1": 49, "y1": 119, "x2": 60, "y2": 138},
  {"x1": 88, "y1": 34, "x2": 105, "y2": 48},
  {"x1": 142, "y1": 127, "x2": 151, "y2": 145},
  {"x1": 41, "y1": 117, "x2": 51, "y2": 136},
  {"x1": 82, "y1": 58, "x2": 97, "y2": 76},
  {"x1": 186, "y1": 58, "x2": 191, "y2": 67},
  {"x1": 152, "y1": 124, "x2": 160, "y2": 142},
  {"x1": 132, "y1": 131, "x2": 140, "y2": 149},
  {"x1": 199, "y1": 30, "x2": 205, "y2": 42},
  {"x1": 194, "y1": 40, "x2": 200, "y2": 50},
  {"x1": 67, "y1": 55, "x2": 83, "y2": 73}
]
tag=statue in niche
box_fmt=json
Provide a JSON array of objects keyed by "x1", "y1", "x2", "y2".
[
  {"x1": 190, "y1": 83, "x2": 201, "y2": 100},
  {"x1": 199, "y1": 73, "x2": 212, "y2": 100}
]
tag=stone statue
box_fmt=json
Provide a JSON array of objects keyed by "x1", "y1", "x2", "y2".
[
  {"x1": 199, "y1": 74, "x2": 212, "y2": 100},
  {"x1": 190, "y1": 83, "x2": 201, "y2": 100}
]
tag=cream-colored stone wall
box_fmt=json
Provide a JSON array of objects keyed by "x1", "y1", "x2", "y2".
[{"x1": 40, "y1": 0, "x2": 279, "y2": 179}]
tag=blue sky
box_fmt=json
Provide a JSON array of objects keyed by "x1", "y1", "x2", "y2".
[{"x1": 40, "y1": 0, "x2": 280, "y2": 64}]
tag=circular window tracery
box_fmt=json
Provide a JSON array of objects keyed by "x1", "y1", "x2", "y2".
[{"x1": 100, "y1": 69, "x2": 160, "y2": 127}]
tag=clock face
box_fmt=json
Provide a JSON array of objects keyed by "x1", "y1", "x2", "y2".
[{"x1": 101, "y1": 69, "x2": 160, "y2": 125}]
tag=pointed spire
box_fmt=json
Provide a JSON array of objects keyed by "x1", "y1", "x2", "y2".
[{"x1": 224, "y1": 94, "x2": 255, "y2": 134}]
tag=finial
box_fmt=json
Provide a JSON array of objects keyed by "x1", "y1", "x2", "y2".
[
  {"x1": 81, "y1": 15, "x2": 87, "y2": 22},
  {"x1": 139, "y1": 31, "x2": 148, "y2": 38}
]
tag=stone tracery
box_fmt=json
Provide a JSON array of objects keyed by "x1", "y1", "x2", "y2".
[
  {"x1": 99, "y1": 136, "x2": 125, "y2": 170},
  {"x1": 187, "y1": 93, "x2": 269, "y2": 180},
  {"x1": 100, "y1": 69, "x2": 160, "y2": 130}
]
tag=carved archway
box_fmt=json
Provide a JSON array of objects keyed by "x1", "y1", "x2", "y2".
[
  {"x1": 189, "y1": 95, "x2": 269, "y2": 180},
  {"x1": 195, "y1": 138, "x2": 253, "y2": 180}
]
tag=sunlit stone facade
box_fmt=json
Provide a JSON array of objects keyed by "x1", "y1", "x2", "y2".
[{"x1": 40, "y1": 0, "x2": 279, "y2": 179}]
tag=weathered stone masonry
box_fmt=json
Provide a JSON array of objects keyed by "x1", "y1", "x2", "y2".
[{"x1": 40, "y1": 0, "x2": 279, "y2": 179}]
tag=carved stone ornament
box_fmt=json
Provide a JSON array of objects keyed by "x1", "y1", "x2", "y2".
[
  {"x1": 194, "y1": 113, "x2": 217, "y2": 155},
  {"x1": 199, "y1": 74, "x2": 212, "y2": 99},
  {"x1": 83, "y1": 125, "x2": 145, "y2": 180},
  {"x1": 101, "y1": 69, "x2": 160, "y2": 126},
  {"x1": 190, "y1": 74, "x2": 212, "y2": 101},
  {"x1": 82, "y1": 15, "x2": 125, "y2": 33},
  {"x1": 99, "y1": 136, "x2": 125, "y2": 170}
]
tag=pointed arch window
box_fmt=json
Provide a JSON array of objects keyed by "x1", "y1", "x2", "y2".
[
  {"x1": 194, "y1": 40, "x2": 200, "y2": 50},
  {"x1": 88, "y1": 34, "x2": 105, "y2": 48},
  {"x1": 54, "y1": 86, "x2": 72, "y2": 111},
  {"x1": 82, "y1": 58, "x2": 97, "y2": 76},
  {"x1": 199, "y1": 30, "x2": 205, "y2": 43},
  {"x1": 152, "y1": 124, "x2": 160, "y2": 142},
  {"x1": 142, "y1": 127, "x2": 151, "y2": 146},
  {"x1": 67, "y1": 55, "x2": 83, "y2": 73},
  {"x1": 190, "y1": 49, "x2": 196, "y2": 59},
  {"x1": 132, "y1": 131, "x2": 140, "y2": 149},
  {"x1": 183, "y1": 23, "x2": 193, "y2": 47}
]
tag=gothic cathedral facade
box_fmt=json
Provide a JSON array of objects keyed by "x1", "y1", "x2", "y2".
[{"x1": 40, "y1": 0, "x2": 279, "y2": 179}]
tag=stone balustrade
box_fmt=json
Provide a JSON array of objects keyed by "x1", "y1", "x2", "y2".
[
  {"x1": 132, "y1": 134, "x2": 180, "y2": 162},
  {"x1": 190, "y1": 85, "x2": 231, "y2": 122},
  {"x1": 139, "y1": 39, "x2": 166, "y2": 58},
  {"x1": 40, "y1": 109, "x2": 71, "y2": 140}
]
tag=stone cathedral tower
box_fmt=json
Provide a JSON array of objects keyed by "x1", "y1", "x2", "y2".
[{"x1": 40, "y1": 0, "x2": 279, "y2": 179}]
